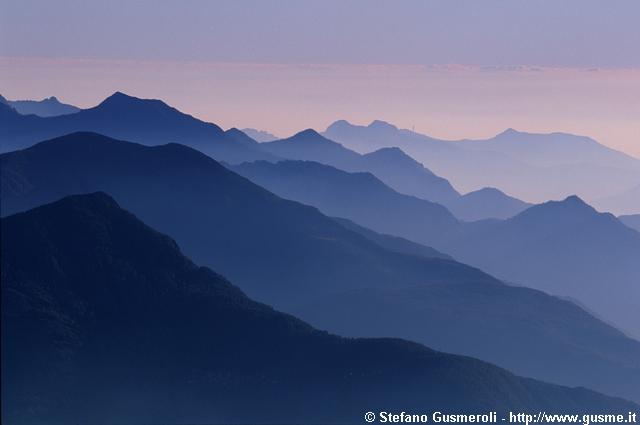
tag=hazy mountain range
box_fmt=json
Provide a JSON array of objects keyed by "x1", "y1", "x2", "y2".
[
  {"x1": 232, "y1": 159, "x2": 459, "y2": 244},
  {"x1": 3, "y1": 92, "x2": 638, "y2": 217},
  {"x1": 230, "y1": 156, "x2": 640, "y2": 338},
  {"x1": 447, "y1": 187, "x2": 531, "y2": 221},
  {"x1": 0, "y1": 92, "x2": 275, "y2": 163},
  {"x1": 241, "y1": 127, "x2": 279, "y2": 142},
  {"x1": 324, "y1": 120, "x2": 640, "y2": 210},
  {"x1": 2, "y1": 132, "x2": 640, "y2": 403},
  {"x1": 0, "y1": 92, "x2": 536, "y2": 221},
  {"x1": 443, "y1": 196, "x2": 640, "y2": 339},
  {"x1": 0, "y1": 94, "x2": 80, "y2": 117},
  {"x1": 2, "y1": 92, "x2": 635, "y2": 334},
  {"x1": 3, "y1": 192, "x2": 636, "y2": 423},
  {"x1": 259, "y1": 128, "x2": 528, "y2": 218}
]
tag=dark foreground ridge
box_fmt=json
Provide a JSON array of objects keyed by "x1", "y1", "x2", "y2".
[{"x1": 2, "y1": 193, "x2": 637, "y2": 423}]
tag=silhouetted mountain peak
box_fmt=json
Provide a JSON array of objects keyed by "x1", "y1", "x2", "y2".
[
  {"x1": 541, "y1": 195, "x2": 593, "y2": 212},
  {"x1": 326, "y1": 119, "x2": 353, "y2": 131},
  {"x1": 563, "y1": 194, "x2": 586, "y2": 204},
  {"x1": 294, "y1": 128, "x2": 324, "y2": 139},
  {"x1": 514, "y1": 195, "x2": 601, "y2": 224},
  {"x1": 369, "y1": 120, "x2": 398, "y2": 131},
  {"x1": 469, "y1": 187, "x2": 521, "y2": 199},
  {"x1": 48, "y1": 190, "x2": 121, "y2": 213},
  {"x1": 280, "y1": 128, "x2": 347, "y2": 147},
  {"x1": 39, "y1": 131, "x2": 121, "y2": 146},
  {"x1": 97, "y1": 91, "x2": 171, "y2": 111},
  {"x1": 496, "y1": 128, "x2": 522, "y2": 138},
  {"x1": 476, "y1": 187, "x2": 503, "y2": 195},
  {"x1": 224, "y1": 127, "x2": 258, "y2": 144},
  {"x1": 104, "y1": 91, "x2": 132, "y2": 102},
  {"x1": 366, "y1": 146, "x2": 415, "y2": 160}
]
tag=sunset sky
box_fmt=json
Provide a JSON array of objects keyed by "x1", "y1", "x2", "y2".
[{"x1": 2, "y1": 0, "x2": 639, "y2": 157}]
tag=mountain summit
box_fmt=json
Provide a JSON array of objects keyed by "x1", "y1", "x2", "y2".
[{"x1": 445, "y1": 194, "x2": 640, "y2": 337}]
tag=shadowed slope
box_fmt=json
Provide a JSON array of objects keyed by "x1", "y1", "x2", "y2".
[
  {"x1": 444, "y1": 196, "x2": 640, "y2": 338},
  {"x1": 232, "y1": 159, "x2": 459, "y2": 245},
  {"x1": 5, "y1": 193, "x2": 637, "y2": 423},
  {"x1": 2, "y1": 132, "x2": 640, "y2": 402}
]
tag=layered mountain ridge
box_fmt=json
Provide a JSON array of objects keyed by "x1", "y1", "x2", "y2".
[
  {"x1": 3, "y1": 192, "x2": 636, "y2": 423},
  {"x1": 2, "y1": 132, "x2": 640, "y2": 403}
]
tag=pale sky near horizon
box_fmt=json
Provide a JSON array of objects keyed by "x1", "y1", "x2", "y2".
[{"x1": 1, "y1": 0, "x2": 639, "y2": 157}]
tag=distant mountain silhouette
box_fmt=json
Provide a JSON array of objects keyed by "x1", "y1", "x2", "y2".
[
  {"x1": 0, "y1": 91, "x2": 276, "y2": 163},
  {"x1": 619, "y1": 214, "x2": 640, "y2": 233},
  {"x1": 0, "y1": 94, "x2": 80, "y2": 117},
  {"x1": 4, "y1": 193, "x2": 637, "y2": 423},
  {"x1": 350, "y1": 147, "x2": 460, "y2": 204},
  {"x1": 232, "y1": 159, "x2": 640, "y2": 337},
  {"x1": 261, "y1": 130, "x2": 458, "y2": 205},
  {"x1": 459, "y1": 128, "x2": 640, "y2": 168},
  {"x1": 325, "y1": 119, "x2": 445, "y2": 153},
  {"x1": 232, "y1": 160, "x2": 459, "y2": 244},
  {"x1": 261, "y1": 129, "x2": 531, "y2": 217},
  {"x1": 324, "y1": 120, "x2": 640, "y2": 207},
  {"x1": 443, "y1": 196, "x2": 640, "y2": 338},
  {"x1": 2, "y1": 132, "x2": 640, "y2": 402},
  {"x1": 448, "y1": 187, "x2": 531, "y2": 221},
  {"x1": 241, "y1": 127, "x2": 279, "y2": 142},
  {"x1": 261, "y1": 128, "x2": 361, "y2": 167}
]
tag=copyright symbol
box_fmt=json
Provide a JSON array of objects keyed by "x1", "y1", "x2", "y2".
[{"x1": 365, "y1": 412, "x2": 376, "y2": 422}]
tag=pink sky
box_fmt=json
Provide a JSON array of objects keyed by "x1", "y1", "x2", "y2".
[{"x1": 2, "y1": 57, "x2": 639, "y2": 158}]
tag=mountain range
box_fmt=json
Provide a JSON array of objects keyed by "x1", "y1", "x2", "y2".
[
  {"x1": 3, "y1": 92, "x2": 637, "y2": 215},
  {"x1": 446, "y1": 187, "x2": 532, "y2": 221},
  {"x1": 2, "y1": 132, "x2": 640, "y2": 402},
  {"x1": 241, "y1": 127, "x2": 279, "y2": 142},
  {"x1": 232, "y1": 156, "x2": 640, "y2": 339},
  {"x1": 442, "y1": 196, "x2": 640, "y2": 339},
  {"x1": 0, "y1": 92, "x2": 275, "y2": 163},
  {"x1": 3, "y1": 192, "x2": 636, "y2": 423},
  {"x1": 232, "y1": 159, "x2": 459, "y2": 244},
  {"x1": 0, "y1": 94, "x2": 81, "y2": 117},
  {"x1": 0, "y1": 91, "x2": 547, "y2": 220},
  {"x1": 323, "y1": 120, "x2": 640, "y2": 209},
  {"x1": 259, "y1": 128, "x2": 528, "y2": 218}
]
